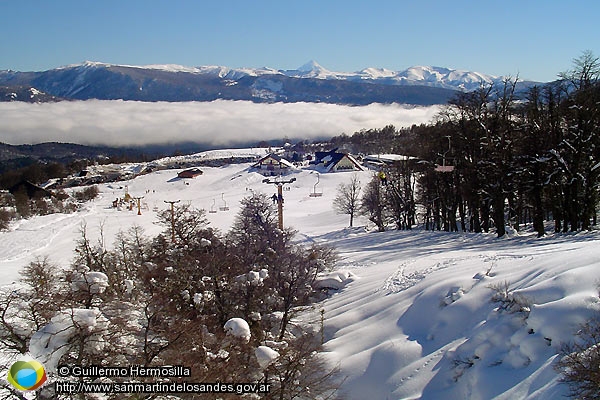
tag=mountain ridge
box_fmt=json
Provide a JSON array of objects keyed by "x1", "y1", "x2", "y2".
[{"x1": 0, "y1": 61, "x2": 538, "y2": 105}]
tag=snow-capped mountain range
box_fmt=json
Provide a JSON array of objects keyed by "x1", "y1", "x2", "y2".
[
  {"x1": 283, "y1": 60, "x2": 499, "y2": 91},
  {"x1": 58, "y1": 60, "x2": 499, "y2": 91},
  {"x1": 0, "y1": 61, "x2": 535, "y2": 105}
]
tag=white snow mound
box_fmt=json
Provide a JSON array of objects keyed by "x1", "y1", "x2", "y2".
[
  {"x1": 314, "y1": 270, "x2": 358, "y2": 290},
  {"x1": 71, "y1": 271, "x2": 109, "y2": 294},
  {"x1": 30, "y1": 308, "x2": 108, "y2": 372},
  {"x1": 255, "y1": 345, "x2": 280, "y2": 369},
  {"x1": 224, "y1": 317, "x2": 251, "y2": 342}
]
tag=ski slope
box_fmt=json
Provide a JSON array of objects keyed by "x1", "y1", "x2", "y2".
[{"x1": 1, "y1": 151, "x2": 599, "y2": 399}]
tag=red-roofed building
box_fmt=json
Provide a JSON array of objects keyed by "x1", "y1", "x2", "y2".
[{"x1": 177, "y1": 168, "x2": 203, "y2": 179}]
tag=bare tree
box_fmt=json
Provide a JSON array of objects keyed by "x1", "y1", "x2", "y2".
[
  {"x1": 265, "y1": 331, "x2": 341, "y2": 400},
  {"x1": 361, "y1": 175, "x2": 387, "y2": 231},
  {"x1": 385, "y1": 161, "x2": 417, "y2": 230},
  {"x1": 333, "y1": 174, "x2": 362, "y2": 227},
  {"x1": 156, "y1": 203, "x2": 210, "y2": 246}
]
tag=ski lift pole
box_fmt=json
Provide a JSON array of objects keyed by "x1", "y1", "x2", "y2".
[
  {"x1": 164, "y1": 200, "x2": 181, "y2": 242},
  {"x1": 276, "y1": 184, "x2": 284, "y2": 229},
  {"x1": 133, "y1": 196, "x2": 144, "y2": 215},
  {"x1": 263, "y1": 177, "x2": 296, "y2": 230}
]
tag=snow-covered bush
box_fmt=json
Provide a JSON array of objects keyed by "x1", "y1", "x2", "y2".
[
  {"x1": 261, "y1": 330, "x2": 340, "y2": 399},
  {"x1": 224, "y1": 317, "x2": 251, "y2": 342},
  {"x1": 0, "y1": 257, "x2": 61, "y2": 354},
  {"x1": 70, "y1": 270, "x2": 109, "y2": 294},
  {"x1": 255, "y1": 345, "x2": 280, "y2": 369},
  {"x1": 442, "y1": 286, "x2": 465, "y2": 306},
  {"x1": 489, "y1": 280, "x2": 532, "y2": 315},
  {"x1": 30, "y1": 308, "x2": 109, "y2": 372}
]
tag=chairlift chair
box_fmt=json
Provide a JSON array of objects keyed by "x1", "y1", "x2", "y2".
[
  {"x1": 209, "y1": 199, "x2": 217, "y2": 213},
  {"x1": 219, "y1": 193, "x2": 230, "y2": 211},
  {"x1": 435, "y1": 135, "x2": 455, "y2": 173},
  {"x1": 434, "y1": 164, "x2": 455, "y2": 173},
  {"x1": 309, "y1": 173, "x2": 323, "y2": 197}
]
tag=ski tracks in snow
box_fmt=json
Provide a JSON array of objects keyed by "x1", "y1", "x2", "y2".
[
  {"x1": 380, "y1": 253, "x2": 532, "y2": 295},
  {"x1": 381, "y1": 258, "x2": 459, "y2": 295},
  {"x1": 0, "y1": 199, "x2": 99, "y2": 264}
]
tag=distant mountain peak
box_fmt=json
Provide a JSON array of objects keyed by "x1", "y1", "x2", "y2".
[
  {"x1": 285, "y1": 60, "x2": 337, "y2": 79},
  {"x1": 55, "y1": 60, "x2": 110, "y2": 70},
  {"x1": 297, "y1": 60, "x2": 326, "y2": 72},
  {"x1": 82, "y1": 60, "x2": 108, "y2": 67}
]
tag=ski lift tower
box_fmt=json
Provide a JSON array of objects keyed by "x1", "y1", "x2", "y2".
[
  {"x1": 133, "y1": 196, "x2": 144, "y2": 215},
  {"x1": 164, "y1": 200, "x2": 181, "y2": 242},
  {"x1": 263, "y1": 176, "x2": 297, "y2": 230}
]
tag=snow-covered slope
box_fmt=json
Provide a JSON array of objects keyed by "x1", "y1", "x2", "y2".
[
  {"x1": 0, "y1": 151, "x2": 597, "y2": 399},
  {"x1": 318, "y1": 229, "x2": 598, "y2": 399}
]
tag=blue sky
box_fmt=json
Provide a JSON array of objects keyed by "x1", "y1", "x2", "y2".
[{"x1": 1, "y1": 0, "x2": 598, "y2": 82}]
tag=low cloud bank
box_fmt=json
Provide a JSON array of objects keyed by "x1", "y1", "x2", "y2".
[{"x1": 0, "y1": 100, "x2": 440, "y2": 147}]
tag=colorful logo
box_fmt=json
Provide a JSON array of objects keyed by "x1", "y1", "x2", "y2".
[{"x1": 7, "y1": 359, "x2": 47, "y2": 391}]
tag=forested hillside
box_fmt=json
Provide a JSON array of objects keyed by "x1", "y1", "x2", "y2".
[{"x1": 332, "y1": 52, "x2": 600, "y2": 237}]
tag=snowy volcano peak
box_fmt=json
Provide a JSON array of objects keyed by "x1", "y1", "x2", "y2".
[
  {"x1": 284, "y1": 60, "x2": 340, "y2": 79},
  {"x1": 297, "y1": 60, "x2": 327, "y2": 73}
]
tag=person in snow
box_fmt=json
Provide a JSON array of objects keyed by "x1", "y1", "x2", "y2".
[{"x1": 378, "y1": 170, "x2": 387, "y2": 186}]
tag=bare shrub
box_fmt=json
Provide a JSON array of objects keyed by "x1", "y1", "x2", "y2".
[
  {"x1": 488, "y1": 281, "x2": 531, "y2": 315},
  {"x1": 557, "y1": 318, "x2": 600, "y2": 399},
  {"x1": 73, "y1": 185, "x2": 99, "y2": 202},
  {"x1": 0, "y1": 208, "x2": 16, "y2": 231}
]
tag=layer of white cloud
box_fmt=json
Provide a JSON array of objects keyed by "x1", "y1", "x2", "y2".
[{"x1": 0, "y1": 100, "x2": 440, "y2": 147}]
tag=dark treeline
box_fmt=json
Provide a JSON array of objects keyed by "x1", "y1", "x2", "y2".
[
  {"x1": 333, "y1": 52, "x2": 600, "y2": 237},
  {"x1": 0, "y1": 140, "x2": 224, "y2": 190},
  {"x1": 0, "y1": 154, "x2": 157, "y2": 190}
]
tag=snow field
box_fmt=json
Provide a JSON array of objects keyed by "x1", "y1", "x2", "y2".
[
  {"x1": 1, "y1": 151, "x2": 599, "y2": 399},
  {"x1": 319, "y1": 231, "x2": 600, "y2": 399}
]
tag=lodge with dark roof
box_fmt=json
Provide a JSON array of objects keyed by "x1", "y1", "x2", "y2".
[
  {"x1": 252, "y1": 154, "x2": 295, "y2": 176},
  {"x1": 312, "y1": 149, "x2": 364, "y2": 172}
]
